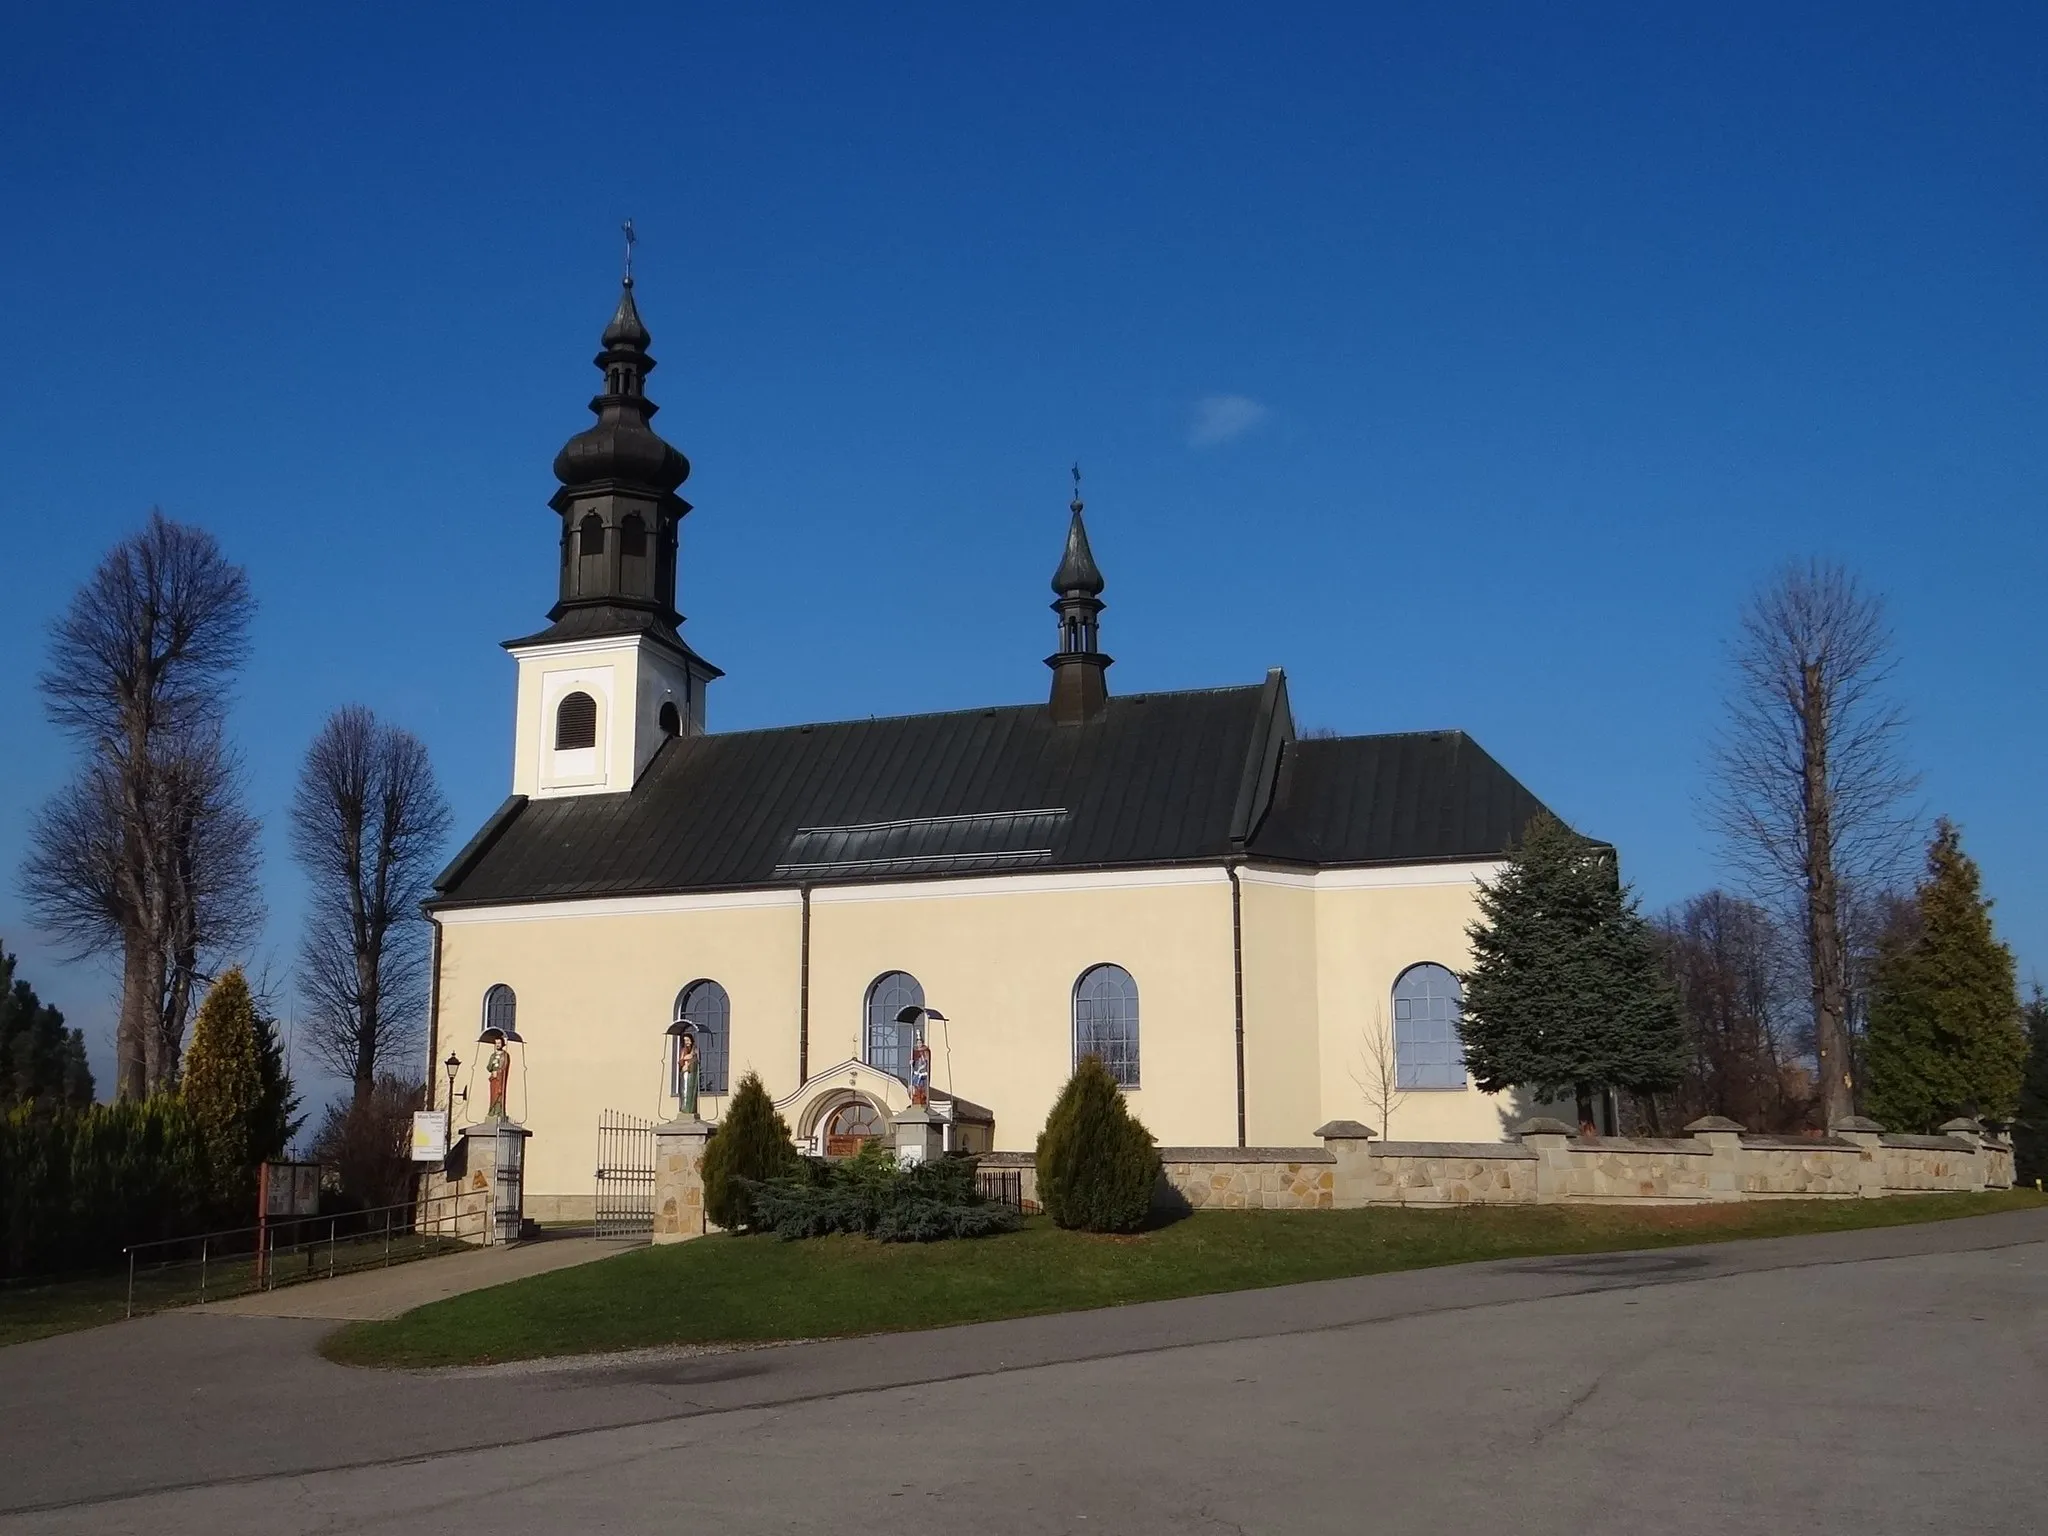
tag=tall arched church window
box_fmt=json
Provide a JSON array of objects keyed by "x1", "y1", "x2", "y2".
[
  {"x1": 673, "y1": 980, "x2": 730, "y2": 1095},
  {"x1": 483, "y1": 984, "x2": 517, "y2": 1038},
  {"x1": 863, "y1": 971, "x2": 923, "y2": 1082},
  {"x1": 1393, "y1": 963, "x2": 1466, "y2": 1089},
  {"x1": 579, "y1": 512, "x2": 605, "y2": 556},
  {"x1": 1073, "y1": 964, "x2": 1140, "y2": 1087},
  {"x1": 619, "y1": 513, "x2": 648, "y2": 558},
  {"x1": 555, "y1": 691, "x2": 598, "y2": 751}
]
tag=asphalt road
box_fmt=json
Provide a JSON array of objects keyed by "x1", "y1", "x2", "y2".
[{"x1": 4, "y1": 1209, "x2": 2044, "y2": 1535}]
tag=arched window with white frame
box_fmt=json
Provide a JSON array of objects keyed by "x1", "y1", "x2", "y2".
[
  {"x1": 1393, "y1": 963, "x2": 1466, "y2": 1089},
  {"x1": 483, "y1": 983, "x2": 517, "y2": 1038},
  {"x1": 863, "y1": 971, "x2": 923, "y2": 1082},
  {"x1": 673, "y1": 979, "x2": 730, "y2": 1096},
  {"x1": 1074, "y1": 963, "x2": 1139, "y2": 1087}
]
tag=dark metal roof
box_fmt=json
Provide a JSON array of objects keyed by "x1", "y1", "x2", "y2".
[
  {"x1": 432, "y1": 682, "x2": 1562, "y2": 908},
  {"x1": 1250, "y1": 730, "x2": 1557, "y2": 867},
  {"x1": 436, "y1": 683, "x2": 1282, "y2": 907}
]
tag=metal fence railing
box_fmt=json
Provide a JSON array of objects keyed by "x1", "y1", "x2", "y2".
[
  {"x1": 975, "y1": 1166, "x2": 1035, "y2": 1212},
  {"x1": 120, "y1": 1188, "x2": 489, "y2": 1319}
]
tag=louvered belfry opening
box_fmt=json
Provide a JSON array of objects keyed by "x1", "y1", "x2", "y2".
[{"x1": 555, "y1": 691, "x2": 598, "y2": 750}]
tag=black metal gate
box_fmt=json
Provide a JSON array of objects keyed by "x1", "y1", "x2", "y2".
[{"x1": 594, "y1": 1110, "x2": 656, "y2": 1240}]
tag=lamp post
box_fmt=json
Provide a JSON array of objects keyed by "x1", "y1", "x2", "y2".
[{"x1": 443, "y1": 1052, "x2": 462, "y2": 1120}]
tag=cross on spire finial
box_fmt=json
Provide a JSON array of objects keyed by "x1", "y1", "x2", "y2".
[
  {"x1": 1071, "y1": 462, "x2": 1083, "y2": 513},
  {"x1": 621, "y1": 218, "x2": 637, "y2": 285}
]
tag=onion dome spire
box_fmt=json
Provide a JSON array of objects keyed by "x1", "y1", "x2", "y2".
[
  {"x1": 1052, "y1": 469, "x2": 1105, "y2": 597},
  {"x1": 550, "y1": 273, "x2": 690, "y2": 492},
  {"x1": 1047, "y1": 465, "x2": 1111, "y2": 723}
]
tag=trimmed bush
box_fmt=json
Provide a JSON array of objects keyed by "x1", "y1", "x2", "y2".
[
  {"x1": 0, "y1": 1097, "x2": 213, "y2": 1279},
  {"x1": 701, "y1": 1071, "x2": 798, "y2": 1230},
  {"x1": 744, "y1": 1143, "x2": 1022, "y2": 1243},
  {"x1": 1036, "y1": 1055, "x2": 1162, "y2": 1232}
]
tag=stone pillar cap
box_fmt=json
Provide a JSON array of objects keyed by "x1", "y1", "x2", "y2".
[
  {"x1": 1512, "y1": 1117, "x2": 1576, "y2": 1137},
  {"x1": 656, "y1": 1114, "x2": 712, "y2": 1134},
  {"x1": 892, "y1": 1103, "x2": 940, "y2": 1124},
  {"x1": 1938, "y1": 1116, "x2": 1985, "y2": 1134},
  {"x1": 1829, "y1": 1115, "x2": 1884, "y2": 1134},
  {"x1": 1314, "y1": 1119, "x2": 1376, "y2": 1140},
  {"x1": 1683, "y1": 1115, "x2": 1746, "y2": 1133}
]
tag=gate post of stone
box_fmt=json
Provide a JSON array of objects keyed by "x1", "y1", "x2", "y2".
[
  {"x1": 1830, "y1": 1115, "x2": 1886, "y2": 1198},
  {"x1": 1315, "y1": 1120, "x2": 1378, "y2": 1207},
  {"x1": 1513, "y1": 1118, "x2": 1576, "y2": 1203},
  {"x1": 1683, "y1": 1116, "x2": 1746, "y2": 1201},
  {"x1": 1938, "y1": 1118, "x2": 1988, "y2": 1188},
  {"x1": 653, "y1": 1116, "x2": 713, "y2": 1244}
]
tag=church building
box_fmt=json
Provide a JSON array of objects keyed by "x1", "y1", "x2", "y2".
[{"x1": 425, "y1": 276, "x2": 1571, "y2": 1222}]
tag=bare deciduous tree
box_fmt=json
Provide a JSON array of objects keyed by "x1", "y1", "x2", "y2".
[
  {"x1": 21, "y1": 512, "x2": 261, "y2": 1096},
  {"x1": 1350, "y1": 1002, "x2": 1409, "y2": 1139},
  {"x1": 1706, "y1": 561, "x2": 1917, "y2": 1128},
  {"x1": 291, "y1": 706, "x2": 451, "y2": 1109},
  {"x1": 1653, "y1": 892, "x2": 1812, "y2": 1133}
]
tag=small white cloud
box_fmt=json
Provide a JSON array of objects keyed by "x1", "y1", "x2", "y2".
[{"x1": 1188, "y1": 393, "x2": 1269, "y2": 448}]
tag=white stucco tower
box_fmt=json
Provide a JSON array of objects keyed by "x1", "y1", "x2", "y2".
[{"x1": 505, "y1": 273, "x2": 720, "y2": 800}]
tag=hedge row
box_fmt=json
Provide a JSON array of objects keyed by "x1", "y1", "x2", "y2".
[{"x1": 0, "y1": 1099, "x2": 220, "y2": 1279}]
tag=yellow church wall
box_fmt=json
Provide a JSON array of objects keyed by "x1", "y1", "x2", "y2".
[
  {"x1": 1309, "y1": 866, "x2": 1526, "y2": 1142},
  {"x1": 433, "y1": 892, "x2": 803, "y2": 1210},
  {"x1": 1235, "y1": 871, "x2": 1324, "y2": 1146},
  {"x1": 807, "y1": 868, "x2": 1239, "y2": 1151},
  {"x1": 428, "y1": 859, "x2": 1538, "y2": 1211}
]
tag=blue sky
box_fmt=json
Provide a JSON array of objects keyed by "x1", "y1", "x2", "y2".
[{"x1": 2, "y1": 4, "x2": 2043, "y2": 1108}]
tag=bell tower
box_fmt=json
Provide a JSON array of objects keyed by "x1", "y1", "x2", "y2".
[
  {"x1": 1046, "y1": 467, "x2": 1111, "y2": 724},
  {"x1": 505, "y1": 250, "x2": 721, "y2": 798}
]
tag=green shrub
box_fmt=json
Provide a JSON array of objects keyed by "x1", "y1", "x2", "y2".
[
  {"x1": 744, "y1": 1143, "x2": 1022, "y2": 1243},
  {"x1": 0, "y1": 1097, "x2": 214, "y2": 1279},
  {"x1": 1036, "y1": 1056, "x2": 1162, "y2": 1232},
  {"x1": 701, "y1": 1071, "x2": 798, "y2": 1230}
]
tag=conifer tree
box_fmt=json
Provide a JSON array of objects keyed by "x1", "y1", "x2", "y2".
[
  {"x1": 1460, "y1": 814, "x2": 1685, "y2": 1128},
  {"x1": 1035, "y1": 1055, "x2": 1161, "y2": 1232},
  {"x1": 181, "y1": 967, "x2": 267, "y2": 1199},
  {"x1": 2013, "y1": 987, "x2": 2048, "y2": 1187},
  {"x1": 1864, "y1": 821, "x2": 2024, "y2": 1131},
  {"x1": 0, "y1": 945, "x2": 94, "y2": 1111},
  {"x1": 701, "y1": 1070, "x2": 797, "y2": 1230}
]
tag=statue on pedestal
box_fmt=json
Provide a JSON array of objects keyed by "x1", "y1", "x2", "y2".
[
  {"x1": 677, "y1": 1030, "x2": 700, "y2": 1119},
  {"x1": 483, "y1": 1029, "x2": 512, "y2": 1119}
]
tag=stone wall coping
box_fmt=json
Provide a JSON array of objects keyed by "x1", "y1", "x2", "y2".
[
  {"x1": 1741, "y1": 1134, "x2": 1859, "y2": 1151},
  {"x1": 1683, "y1": 1115, "x2": 1746, "y2": 1133},
  {"x1": 1314, "y1": 1119, "x2": 1377, "y2": 1140},
  {"x1": 1157, "y1": 1147, "x2": 1337, "y2": 1165},
  {"x1": 1881, "y1": 1133, "x2": 1973, "y2": 1151},
  {"x1": 1829, "y1": 1115, "x2": 1884, "y2": 1134},
  {"x1": 1938, "y1": 1117, "x2": 1985, "y2": 1134},
  {"x1": 982, "y1": 1147, "x2": 1342, "y2": 1167},
  {"x1": 1564, "y1": 1136, "x2": 1711, "y2": 1155},
  {"x1": 1371, "y1": 1140, "x2": 1535, "y2": 1161},
  {"x1": 1512, "y1": 1117, "x2": 1577, "y2": 1136}
]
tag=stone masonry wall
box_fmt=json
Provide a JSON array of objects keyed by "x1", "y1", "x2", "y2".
[{"x1": 969, "y1": 1118, "x2": 2013, "y2": 1214}]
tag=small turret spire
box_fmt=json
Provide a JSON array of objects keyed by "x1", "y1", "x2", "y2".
[{"x1": 1046, "y1": 465, "x2": 1111, "y2": 723}]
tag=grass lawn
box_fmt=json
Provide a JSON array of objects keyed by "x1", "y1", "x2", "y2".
[{"x1": 325, "y1": 1189, "x2": 2045, "y2": 1369}]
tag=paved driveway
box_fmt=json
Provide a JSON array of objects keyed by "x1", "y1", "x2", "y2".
[{"x1": 4, "y1": 1209, "x2": 2043, "y2": 1535}]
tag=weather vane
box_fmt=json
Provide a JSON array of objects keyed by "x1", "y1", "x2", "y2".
[{"x1": 622, "y1": 218, "x2": 637, "y2": 284}]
